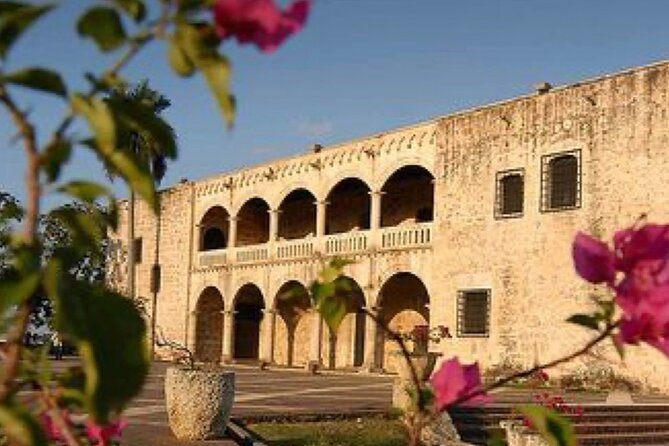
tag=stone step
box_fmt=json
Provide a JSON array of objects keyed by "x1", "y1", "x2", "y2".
[
  {"x1": 459, "y1": 431, "x2": 669, "y2": 446},
  {"x1": 452, "y1": 411, "x2": 669, "y2": 425},
  {"x1": 457, "y1": 422, "x2": 669, "y2": 438}
]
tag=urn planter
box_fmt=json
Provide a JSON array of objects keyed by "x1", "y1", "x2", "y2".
[{"x1": 164, "y1": 366, "x2": 235, "y2": 440}]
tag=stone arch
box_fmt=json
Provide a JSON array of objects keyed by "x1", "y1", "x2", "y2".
[
  {"x1": 376, "y1": 272, "x2": 430, "y2": 372},
  {"x1": 325, "y1": 177, "x2": 371, "y2": 235},
  {"x1": 198, "y1": 206, "x2": 230, "y2": 251},
  {"x1": 376, "y1": 158, "x2": 434, "y2": 188},
  {"x1": 324, "y1": 276, "x2": 367, "y2": 369},
  {"x1": 273, "y1": 280, "x2": 311, "y2": 367},
  {"x1": 272, "y1": 181, "x2": 322, "y2": 209},
  {"x1": 380, "y1": 164, "x2": 435, "y2": 227},
  {"x1": 235, "y1": 197, "x2": 270, "y2": 246},
  {"x1": 277, "y1": 188, "x2": 317, "y2": 240},
  {"x1": 324, "y1": 169, "x2": 373, "y2": 194},
  {"x1": 194, "y1": 286, "x2": 224, "y2": 363},
  {"x1": 232, "y1": 283, "x2": 265, "y2": 360}
]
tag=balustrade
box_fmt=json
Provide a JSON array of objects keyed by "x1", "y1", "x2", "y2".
[{"x1": 194, "y1": 223, "x2": 432, "y2": 267}]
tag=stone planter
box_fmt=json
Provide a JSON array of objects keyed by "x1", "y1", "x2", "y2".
[
  {"x1": 501, "y1": 421, "x2": 549, "y2": 446},
  {"x1": 392, "y1": 352, "x2": 441, "y2": 411},
  {"x1": 164, "y1": 366, "x2": 235, "y2": 440}
]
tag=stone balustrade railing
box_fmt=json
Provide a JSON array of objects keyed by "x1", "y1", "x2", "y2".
[
  {"x1": 379, "y1": 222, "x2": 432, "y2": 249},
  {"x1": 196, "y1": 223, "x2": 432, "y2": 268}
]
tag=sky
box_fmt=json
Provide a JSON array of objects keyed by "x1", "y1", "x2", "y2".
[{"x1": 3, "y1": 0, "x2": 669, "y2": 207}]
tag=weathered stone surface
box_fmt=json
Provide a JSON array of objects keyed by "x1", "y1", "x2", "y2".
[
  {"x1": 421, "y1": 412, "x2": 474, "y2": 446},
  {"x1": 110, "y1": 60, "x2": 669, "y2": 393},
  {"x1": 164, "y1": 367, "x2": 235, "y2": 440}
]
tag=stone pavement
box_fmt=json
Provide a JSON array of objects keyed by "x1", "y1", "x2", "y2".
[{"x1": 123, "y1": 361, "x2": 394, "y2": 445}]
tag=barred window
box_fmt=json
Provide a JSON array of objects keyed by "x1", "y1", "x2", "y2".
[
  {"x1": 541, "y1": 150, "x2": 581, "y2": 211},
  {"x1": 457, "y1": 289, "x2": 490, "y2": 337},
  {"x1": 495, "y1": 169, "x2": 524, "y2": 218}
]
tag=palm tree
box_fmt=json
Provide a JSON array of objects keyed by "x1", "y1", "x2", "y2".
[{"x1": 107, "y1": 81, "x2": 175, "y2": 356}]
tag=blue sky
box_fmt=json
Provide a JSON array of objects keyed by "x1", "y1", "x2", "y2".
[{"x1": 3, "y1": 0, "x2": 669, "y2": 206}]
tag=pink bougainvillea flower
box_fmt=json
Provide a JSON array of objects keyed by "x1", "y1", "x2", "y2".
[
  {"x1": 212, "y1": 0, "x2": 311, "y2": 53},
  {"x1": 40, "y1": 412, "x2": 66, "y2": 442},
  {"x1": 573, "y1": 232, "x2": 616, "y2": 285},
  {"x1": 430, "y1": 357, "x2": 490, "y2": 410},
  {"x1": 572, "y1": 223, "x2": 669, "y2": 357},
  {"x1": 86, "y1": 418, "x2": 127, "y2": 446}
]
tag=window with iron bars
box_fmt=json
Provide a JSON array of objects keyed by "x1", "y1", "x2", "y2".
[
  {"x1": 457, "y1": 289, "x2": 490, "y2": 337},
  {"x1": 495, "y1": 169, "x2": 524, "y2": 218},
  {"x1": 541, "y1": 150, "x2": 581, "y2": 212}
]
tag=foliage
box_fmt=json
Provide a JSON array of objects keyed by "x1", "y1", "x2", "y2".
[
  {"x1": 250, "y1": 418, "x2": 407, "y2": 446},
  {"x1": 0, "y1": 0, "x2": 311, "y2": 444}
]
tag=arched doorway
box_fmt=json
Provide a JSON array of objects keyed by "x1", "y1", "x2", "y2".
[
  {"x1": 194, "y1": 287, "x2": 224, "y2": 363},
  {"x1": 278, "y1": 188, "x2": 317, "y2": 240},
  {"x1": 324, "y1": 276, "x2": 366, "y2": 369},
  {"x1": 236, "y1": 197, "x2": 270, "y2": 246},
  {"x1": 381, "y1": 166, "x2": 434, "y2": 226},
  {"x1": 274, "y1": 281, "x2": 311, "y2": 367},
  {"x1": 325, "y1": 178, "x2": 371, "y2": 234},
  {"x1": 233, "y1": 284, "x2": 265, "y2": 360},
  {"x1": 377, "y1": 272, "x2": 430, "y2": 372},
  {"x1": 199, "y1": 206, "x2": 229, "y2": 250}
]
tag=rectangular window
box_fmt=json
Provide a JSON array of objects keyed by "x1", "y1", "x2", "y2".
[
  {"x1": 495, "y1": 168, "x2": 524, "y2": 218},
  {"x1": 133, "y1": 238, "x2": 143, "y2": 264},
  {"x1": 457, "y1": 289, "x2": 491, "y2": 337},
  {"x1": 541, "y1": 149, "x2": 581, "y2": 212}
]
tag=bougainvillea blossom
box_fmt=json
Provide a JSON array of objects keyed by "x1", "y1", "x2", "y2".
[
  {"x1": 212, "y1": 0, "x2": 311, "y2": 53},
  {"x1": 572, "y1": 223, "x2": 669, "y2": 356},
  {"x1": 430, "y1": 357, "x2": 490, "y2": 410}
]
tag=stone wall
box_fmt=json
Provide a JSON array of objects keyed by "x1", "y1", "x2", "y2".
[{"x1": 109, "y1": 60, "x2": 669, "y2": 392}]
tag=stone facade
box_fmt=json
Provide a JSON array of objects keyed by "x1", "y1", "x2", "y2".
[{"x1": 110, "y1": 60, "x2": 669, "y2": 391}]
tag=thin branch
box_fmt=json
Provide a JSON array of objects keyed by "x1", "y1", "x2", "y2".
[
  {"x1": 449, "y1": 322, "x2": 619, "y2": 407},
  {"x1": 41, "y1": 389, "x2": 82, "y2": 446}
]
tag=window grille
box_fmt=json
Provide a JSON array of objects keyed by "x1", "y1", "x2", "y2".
[
  {"x1": 457, "y1": 289, "x2": 490, "y2": 337},
  {"x1": 495, "y1": 169, "x2": 524, "y2": 218},
  {"x1": 541, "y1": 150, "x2": 581, "y2": 212}
]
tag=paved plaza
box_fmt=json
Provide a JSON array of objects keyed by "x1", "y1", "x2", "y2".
[{"x1": 123, "y1": 361, "x2": 394, "y2": 445}]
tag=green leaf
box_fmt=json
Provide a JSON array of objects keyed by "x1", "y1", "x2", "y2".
[
  {"x1": 167, "y1": 34, "x2": 195, "y2": 77},
  {"x1": 76, "y1": 6, "x2": 126, "y2": 52},
  {"x1": 0, "y1": 404, "x2": 47, "y2": 446},
  {"x1": 176, "y1": 23, "x2": 235, "y2": 126},
  {"x1": 41, "y1": 138, "x2": 71, "y2": 183},
  {"x1": 44, "y1": 261, "x2": 149, "y2": 422},
  {"x1": 48, "y1": 206, "x2": 105, "y2": 255},
  {"x1": 111, "y1": 0, "x2": 146, "y2": 22},
  {"x1": 72, "y1": 94, "x2": 157, "y2": 211},
  {"x1": 0, "y1": 2, "x2": 55, "y2": 60},
  {"x1": 58, "y1": 181, "x2": 111, "y2": 204},
  {"x1": 566, "y1": 314, "x2": 599, "y2": 331},
  {"x1": 2, "y1": 67, "x2": 66, "y2": 97},
  {"x1": 520, "y1": 405, "x2": 577, "y2": 446},
  {"x1": 0, "y1": 269, "x2": 40, "y2": 317}
]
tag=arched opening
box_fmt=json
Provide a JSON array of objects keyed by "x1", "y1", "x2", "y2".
[
  {"x1": 199, "y1": 206, "x2": 229, "y2": 251},
  {"x1": 273, "y1": 281, "x2": 311, "y2": 367},
  {"x1": 233, "y1": 284, "x2": 265, "y2": 360},
  {"x1": 381, "y1": 166, "x2": 434, "y2": 227},
  {"x1": 194, "y1": 287, "x2": 224, "y2": 363},
  {"x1": 278, "y1": 188, "x2": 317, "y2": 240},
  {"x1": 325, "y1": 178, "x2": 371, "y2": 235},
  {"x1": 377, "y1": 272, "x2": 430, "y2": 372},
  {"x1": 236, "y1": 197, "x2": 270, "y2": 246},
  {"x1": 323, "y1": 276, "x2": 366, "y2": 369}
]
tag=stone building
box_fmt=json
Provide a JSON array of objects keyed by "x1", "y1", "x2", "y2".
[{"x1": 110, "y1": 60, "x2": 669, "y2": 391}]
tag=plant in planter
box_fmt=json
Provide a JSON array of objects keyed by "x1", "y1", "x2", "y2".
[{"x1": 156, "y1": 330, "x2": 235, "y2": 441}]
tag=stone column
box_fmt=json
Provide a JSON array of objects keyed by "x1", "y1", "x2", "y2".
[
  {"x1": 222, "y1": 310, "x2": 234, "y2": 363},
  {"x1": 187, "y1": 310, "x2": 198, "y2": 353},
  {"x1": 315, "y1": 200, "x2": 327, "y2": 253},
  {"x1": 228, "y1": 216, "x2": 238, "y2": 248},
  {"x1": 269, "y1": 209, "x2": 280, "y2": 242},
  {"x1": 369, "y1": 190, "x2": 383, "y2": 248},
  {"x1": 362, "y1": 306, "x2": 381, "y2": 372},
  {"x1": 260, "y1": 309, "x2": 276, "y2": 363},
  {"x1": 306, "y1": 309, "x2": 323, "y2": 372}
]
